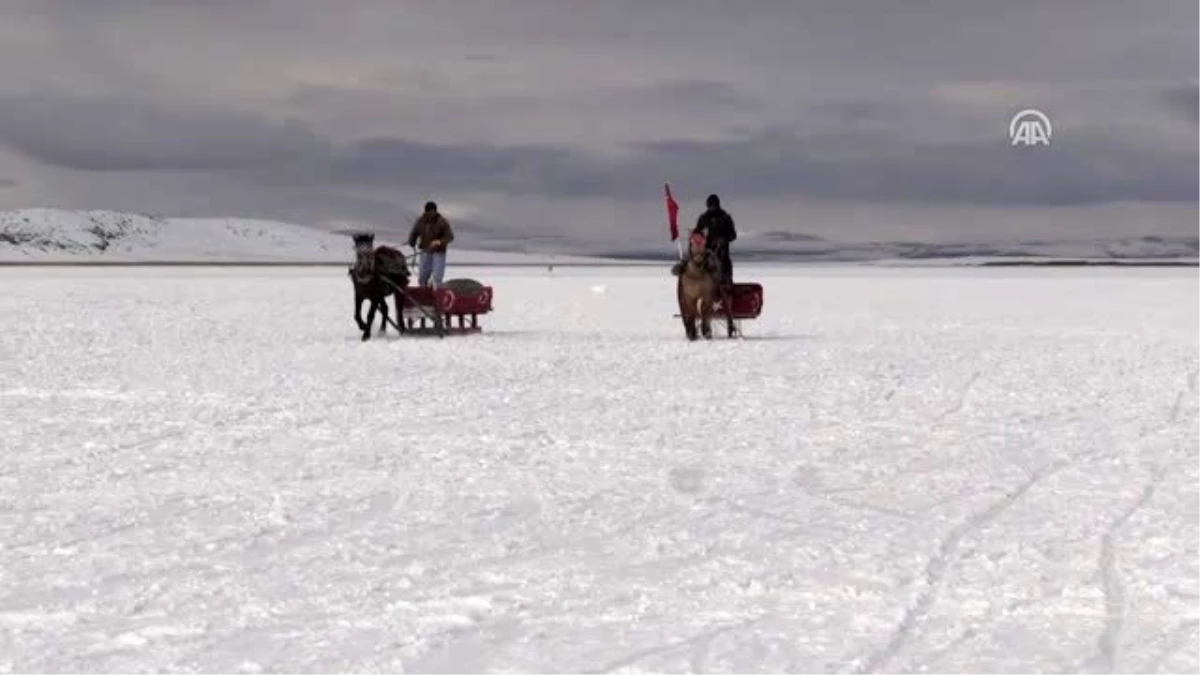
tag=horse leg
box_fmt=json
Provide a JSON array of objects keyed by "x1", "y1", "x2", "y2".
[
  {"x1": 394, "y1": 291, "x2": 407, "y2": 333},
  {"x1": 685, "y1": 299, "x2": 700, "y2": 341},
  {"x1": 700, "y1": 297, "x2": 714, "y2": 340},
  {"x1": 677, "y1": 277, "x2": 698, "y2": 341},
  {"x1": 722, "y1": 284, "x2": 736, "y2": 337},
  {"x1": 377, "y1": 291, "x2": 389, "y2": 335},
  {"x1": 354, "y1": 291, "x2": 367, "y2": 331},
  {"x1": 362, "y1": 296, "x2": 378, "y2": 341},
  {"x1": 681, "y1": 313, "x2": 698, "y2": 341},
  {"x1": 679, "y1": 299, "x2": 698, "y2": 340}
]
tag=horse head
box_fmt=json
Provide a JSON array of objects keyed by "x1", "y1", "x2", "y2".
[
  {"x1": 351, "y1": 233, "x2": 377, "y2": 283},
  {"x1": 683, "y1": 231, "x2": 717, "y2": 276}
]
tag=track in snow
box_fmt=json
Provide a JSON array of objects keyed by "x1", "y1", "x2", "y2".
[{"x1": 0, "y1": 265, "x2": 1196, "y2": 672}]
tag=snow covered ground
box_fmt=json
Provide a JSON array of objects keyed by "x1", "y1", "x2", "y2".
[{"x1": 0, "y1": 265, "x2": 1196, "y2": 673}]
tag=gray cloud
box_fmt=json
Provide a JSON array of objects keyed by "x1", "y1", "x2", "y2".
[
  {"x1": 0, "y1": 95, "x2": 328, "y2": 171},
  {"x1": 619, "y1": 126, "x2": 1197, "y2": 206},
  {"x1": 1163, "y1": 83, "x2": 1199, "y2": 124},
  {"x1": 309, "y1": 125, "x2": 1194, "y2": 208},
  {"x1": 324, "y1": 138, "x2": 600, "y2": 194},
  {"x1": 10, "y1": 0, "x2": 194, "y2": 13},
  {"x1": 0, "y1": 0, "x2": 1194, "y2": 252},
  {"x1": 7, "y1": 86, "x2": 1193, "y2": 209},
  {"x1": 635, "y1": 79, "x2": 747, "y2": 108},
  {"x1": 0, "y1": 177, "x2": 16, "y2": 189},
  {"x1": 0, "y1": 89, "x2": 1194, "y2": 226}
]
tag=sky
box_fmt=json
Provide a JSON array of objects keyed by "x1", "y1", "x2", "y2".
[{"x1": 0, "y1": 0, "x2": 1195, "y2": 255}]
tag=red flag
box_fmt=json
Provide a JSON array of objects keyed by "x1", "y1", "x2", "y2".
[{"x1": 664, "y1": 182, "x2": 680, "y2": 241}]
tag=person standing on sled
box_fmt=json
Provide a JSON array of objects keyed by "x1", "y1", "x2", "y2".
[{"x1": 407, "y1": 201, "x2": 455, "y2": 288}]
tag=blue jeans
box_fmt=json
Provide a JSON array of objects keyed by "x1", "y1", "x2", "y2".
[{"x1": 417, "y1": 250, "x2": 446, "y2": 287}]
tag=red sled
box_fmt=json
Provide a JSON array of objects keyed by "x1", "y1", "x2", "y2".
[
  {"x1": 673, "y1": 281, "x2": 764, "y2": 337},
  {"x1": 400, "y1": 279, "x2": 493, "y2": 336},
  {"x1": 718, "y1": 282, "x2": 764, "y2": 320}
]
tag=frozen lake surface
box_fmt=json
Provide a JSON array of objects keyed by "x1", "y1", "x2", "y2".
[{"x1": 1, "y1": 265, "x2": 1196, "y2": 672}]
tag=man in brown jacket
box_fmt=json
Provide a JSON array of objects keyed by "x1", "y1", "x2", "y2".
[{"x1": 406, "y1": 200, "x2": 455, "y2": 288}]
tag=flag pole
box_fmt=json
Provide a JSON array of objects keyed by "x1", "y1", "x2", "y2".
[{"x1": 664, "y1": 181, "x2": 683, "y2": 260}]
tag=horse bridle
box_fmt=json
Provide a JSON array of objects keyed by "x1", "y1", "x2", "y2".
[{"x1": 352, "y1": 242, "x2": 376, "y2": 284}]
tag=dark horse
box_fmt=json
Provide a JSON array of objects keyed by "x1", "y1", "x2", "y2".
[
  {"x1": 673, "y1": 232, "x2": 723, "y2": 340},
  {"x1": 349, "y1": 233, "x2": 411, "y2": 341}
]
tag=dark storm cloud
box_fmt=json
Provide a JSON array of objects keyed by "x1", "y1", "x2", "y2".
[
  {"x1": 325, "y1": 138, "x2": 603, "y2": 195},
  {"x1": 0, "y1": 0, "x2": 1195, "y2": 248},
  {"x1": 642, "y1": 80, "x2": 745, "y2": 107},
  {"x1": 2, "y1": 89, "x2": 1193, "y2": 209},
  {"x1": 0, "y1": 95, "x2": 328, "y2": 171},
  {"x1": 617, "y1": 128, "x2": 1197, "y2": 206},
  {"x1": 306, "y1": 93, "x2": 1200, "y2": 207},
  {"x1": 13, "y1": 0, "x2": 246, "y2": 14},
  {"x1": 1162, "y1": 83, "x2": 1199, "y2": 124}
]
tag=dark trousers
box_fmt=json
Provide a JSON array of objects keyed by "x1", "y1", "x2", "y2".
[{"x1": 710, "y1": 244, "x2": 732, "y2": 285}]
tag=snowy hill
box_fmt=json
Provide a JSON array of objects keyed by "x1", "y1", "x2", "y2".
[
  {"x1": 0, "y1": 209, "x2": 624, "y2": 265},
  {"x1": 0, "y1": 209, "x2": 343, "y2": 263},
  {"x1": 3, "y1": 208, "x2": 1195, "y2": 265}
]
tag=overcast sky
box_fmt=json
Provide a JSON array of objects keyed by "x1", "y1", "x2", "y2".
[{"x1": 0, "y1": 0, "x2": 1195, "y2": 253}]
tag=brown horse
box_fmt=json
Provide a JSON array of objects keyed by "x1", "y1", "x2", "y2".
[
  {"x1": 349, "y1": 233, "x2": 410, "y2": 341},
  {"x1": 674, "y1": 232, "x2": 723, "y2": 340}
]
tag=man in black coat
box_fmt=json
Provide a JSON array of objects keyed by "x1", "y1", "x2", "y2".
[{"x1": 692, "y1": 193, "x2": 737, "y2": 285}]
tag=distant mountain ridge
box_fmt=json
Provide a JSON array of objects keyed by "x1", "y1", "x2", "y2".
[
  {"x1": 0, "y1": 209, "x2": 343, "y2": 261},
  {"x1": 600, "y1": 231, "x2": 1199, "y2": 264},
  {"x1": 0, "y1": 209, "x2": 619, "y2": 264},
  {"x1": 1, "y1": 208, "x2": 1195, "y2": 265}
]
